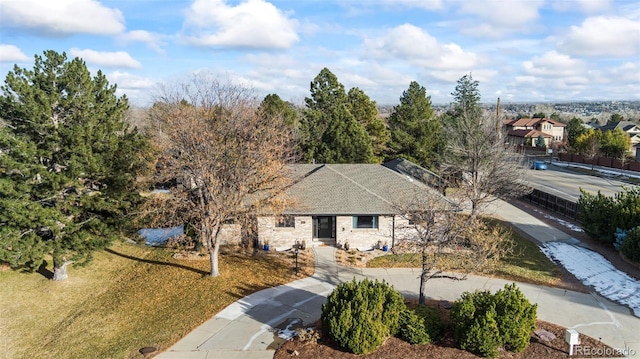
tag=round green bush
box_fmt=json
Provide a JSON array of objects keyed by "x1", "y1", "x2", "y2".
[
  {"x1": 621, "y1": 227, "x2": 640, "y2": 263},
  {"x1": 413, "y1": 305, "x2": 443, "y2": 340},
  {"x1": 493, "y1": 283, "x2": 537, "y2": 352},
  {"x1": 452, "y1": 283, "x2": 537, "y2": 358},
  {"x1": 398, "y1": 308, "x2": 431, "y2": 344},
  {"x1": 452, "y1": 290, "x2": 500, "y2": 357},
  {"x1": 321, "y1": 278, "x2": 406, "y2": 354}
]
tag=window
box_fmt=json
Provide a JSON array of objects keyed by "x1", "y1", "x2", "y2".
[
  {"x1": 275, "y1": 215, "x2": 295, "y2": 228},
  {"x1": 353, "y1": 215, "x2": 378, "y2": 229}
]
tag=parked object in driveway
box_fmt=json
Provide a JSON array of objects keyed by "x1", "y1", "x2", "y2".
[{"x1": 531, "y1": 161, "x2": 547, "y2": 170}]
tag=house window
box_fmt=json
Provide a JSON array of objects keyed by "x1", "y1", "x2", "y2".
[
  {"x1": 353, "y1": 215, "x2": 378, "y2": 229},
  {"x1": 275, "y1": 215, "x2": 295, "y2": 228}
]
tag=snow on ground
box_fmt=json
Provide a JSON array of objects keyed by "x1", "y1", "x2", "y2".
[
  {"x1": 138, "y1": 225, "x2": 183, "y2": 246},
  {"x1": 531, "y1": 208, "x2": 583, "y2": 232},
  {"x1": 541, "y1": 241, "x2": 640, "y2": 317}
]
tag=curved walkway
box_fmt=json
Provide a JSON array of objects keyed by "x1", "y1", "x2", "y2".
[{"x1": 156, "y1": 200, "x2": 640, "y2": 359}]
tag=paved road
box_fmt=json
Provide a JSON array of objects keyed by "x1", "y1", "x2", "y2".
[
  {"x1": 155, "y1": 199, "x2": 640, "y2": 359},
  {"x1": 526, "y1": 164, "x2": 632, "y2": 201}
]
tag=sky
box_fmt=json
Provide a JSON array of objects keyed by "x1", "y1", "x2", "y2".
[{"x1": 0, "y1": 0, "x2": 639, "y2": 107}]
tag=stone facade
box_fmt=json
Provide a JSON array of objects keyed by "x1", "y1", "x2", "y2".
[
  {"x1": 257, "y1": 215, "x2": 313, "y2": 249},
  {"x1": 256, "y1": 214, "x2": 414, "y2": 250}
]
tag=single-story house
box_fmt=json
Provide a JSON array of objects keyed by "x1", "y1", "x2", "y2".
[{"x1": 256, "y1": 162, "x2": 453, "y2": 250}]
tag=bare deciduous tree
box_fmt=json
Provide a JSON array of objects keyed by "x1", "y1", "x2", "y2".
[
  {"x1": 145, "y1": 75, "x2": 296, "y2": 277},
  {"x1": 394, "y1": 192, "x2": 512, "y2": 305},
  {"x1": 442, "y1": 74, "x2": 530, "y2": 217}
]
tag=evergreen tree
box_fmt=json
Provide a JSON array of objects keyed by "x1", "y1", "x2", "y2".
[
  {"x1": 385, "y1": 81, "x2": 442, "y2": 169},
  {"x1": 300, "y1": 68, "x2": 373, "y2": 163},
  {"x1": 347, "y1": 87, "x2": 390, "y2": 163},
  {"x1": 0, "y1": 50, "x2": 151, "y2": 280},
  {"x1": 317, "y1": 103, "x2": 373, "y2": 163},
  {"x1": 566, "y1": 117, "x2": 587, "y2": 148},
  {"x1": 536, "y1": 134, "x2": 547, "y2": 149},
  {"x1": 258, "y1": 93, "x2": 298, "y2": 127}
]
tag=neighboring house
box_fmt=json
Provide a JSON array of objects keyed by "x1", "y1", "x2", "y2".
[
  {"x1": 256, "y1": 162, "x2": 453, "y2": 251},
  {"x1": 599, "y1": 120, "x2": 640, "y2": 153},
  {"x1": 503, "y1": 118, "x2": 566, "y2": 147}
]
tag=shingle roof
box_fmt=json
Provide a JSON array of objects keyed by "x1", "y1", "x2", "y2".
[
  {"x1": 505, "y1": 118, "x2": 566, "y2": 128},
  {"x1": 600, "y1": 121, "x2": 639, "y2": 133},
  {"x1": 285, "y1": 163, "x2": 449, "y2": 215},
  {"x1": 508, "y1": 129, "x2": 551, "y2": 138}
]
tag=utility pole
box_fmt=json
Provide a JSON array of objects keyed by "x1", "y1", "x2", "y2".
[{"x1": 496, "y1": 97, "x2": 502, "y2": 140}]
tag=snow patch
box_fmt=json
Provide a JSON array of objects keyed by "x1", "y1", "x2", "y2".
[
  {"x1": 277, "y1": 318, "x2": 303, "y2": 341},
  {"x1": 532, "y1": 208, "x2": 583, "y2": 232},
  {"x1": 541, "y1": 242, "x2": 640, "y2": 317}
]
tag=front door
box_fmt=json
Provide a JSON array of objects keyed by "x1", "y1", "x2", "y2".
[{"x1": 313, "y1": 216, "x2": 335, "y2": 238}]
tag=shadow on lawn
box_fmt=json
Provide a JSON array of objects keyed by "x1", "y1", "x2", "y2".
[{"x1": 104, "y1": 248, "x2": 209, "y2": 276}]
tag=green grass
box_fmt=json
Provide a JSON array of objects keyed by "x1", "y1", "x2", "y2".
[
  {"x1": 367, "y1": 218, "x2": 562, "y2": 286},
  {"x1": 0, "y1": 242, "x2": 313, "y2": 359}
]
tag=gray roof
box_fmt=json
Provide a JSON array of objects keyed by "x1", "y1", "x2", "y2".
[
  {"x1": 285, "y1": 163, "x2": 451, "y2": 215},
  {"x1": 600, "y1": 121, "x2": 639, "y2": 132},
  {"x1": 383, "y1": 158, "x2": 445, "y2": 189}
]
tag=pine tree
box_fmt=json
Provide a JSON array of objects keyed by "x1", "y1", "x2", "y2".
[
  {"x1": 0, "y1": 50, "x2": 151, "y2": 280},
  {"x1": 317, "y1": 103, "x2": 373, "y2": 163},
  {"x1": 385, "y1": 81, "x2": 442, "y2": 169},
  {"x1": 300, "y1": 68, "x2": 374, "y2": 163},
  {"x1": 347, "y1": 87, "x2": 390, "y2": 163},
  {"x1": 258, "y1": 93, "x2": 298, "y2": 127}
]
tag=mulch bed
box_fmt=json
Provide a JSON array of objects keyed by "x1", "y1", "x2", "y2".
[{"x1": 274, "y1": 299, "x2": 623, "y2": 359}]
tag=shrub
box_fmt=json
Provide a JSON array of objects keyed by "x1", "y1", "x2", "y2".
[
  {"x1": 461, "y1": 309, "x2": 501, "y2": 358},
  {"x1": 579, "y1": 187, "x2": 640, "y2": 243},
  {"x1": 320, "y1": 278, "x2": 405, "y2": 354},
  {"x1": 621, "y1": 227, "x2": 640, "y2": 263},
  {"x1": 492, "y1": 283, "x2": 537, "y2": 352},
  {"x1": 578, "y1": 190, "x2": 617, "y2": 243},
  {"x1": 452, "y1": 290, "x2": 500, "y2": 357},
  {"x1": 397, "y1": 309, "x2": 431, "y2": 344},
  {"x1": 452, "y1": 283, "x2": 537, "y2": 358},
  {"x1": 413, "y1": 305, "x2": 443, "y2": 340}
]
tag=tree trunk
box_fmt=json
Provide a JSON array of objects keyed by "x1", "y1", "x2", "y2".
[
  {"x1": 52, "y1": 258, "x2": 71, "y2": 281},
  {"x1": 208, "y1": 241, "x2": 220, "y2": 277},
  {"x1": 419, "y1": 253, "x2": 427, "y2": 305}
]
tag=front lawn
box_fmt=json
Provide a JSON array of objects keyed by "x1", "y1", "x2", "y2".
[
  {"x1": 0, "y1": 242, "x2": 313, "y2": 359},
  {"x1": 367, "y1": 218, "x2": 562, "y2": 286}
]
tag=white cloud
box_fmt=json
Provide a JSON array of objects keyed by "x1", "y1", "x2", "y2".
[
  {"x1": 455, "y1": 0, "x2": 544, "y2": 37},
  {"x1": 0, "y1": 0, "x2": 125, "y2": 36},
  {"x1": 182, "y1": 0, "x2": 299, "y2": 49},
  {"x1": 107, "y1": 71, "x2": 155, "y2": 89},
  {"x1": 522, "y1": 51, "x2": 587, "y2": 77},
  {"x1": 364, "y1": 24, "x2": 479, "y2": 70},
  {"x1": 118, "y1": 30, "x2": 166, "y2": 54},
  {"x1": 70, "y1": 48, "x2": 141, "y2": 69},
  {"x1": 0, "y1": 44, "x2": 30, "y2": 62},
  {"x1": 552, "y1": 0, "x2": 611, "y2": 13},
  {"x1": 378, "y1": 0, "x2": 443, "y2": 10},
  {"x1": 558, "y1": 16, "x2": 640, "y2": 57}
]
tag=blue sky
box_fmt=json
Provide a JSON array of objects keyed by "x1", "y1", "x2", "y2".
[{"x1": 1, "y1": 0, "x2": 639, "y2": 106}]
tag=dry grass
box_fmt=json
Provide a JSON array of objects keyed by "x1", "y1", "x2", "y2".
[{"x1": 0, "y1": 241, "x2": 313, "y2": 359}]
